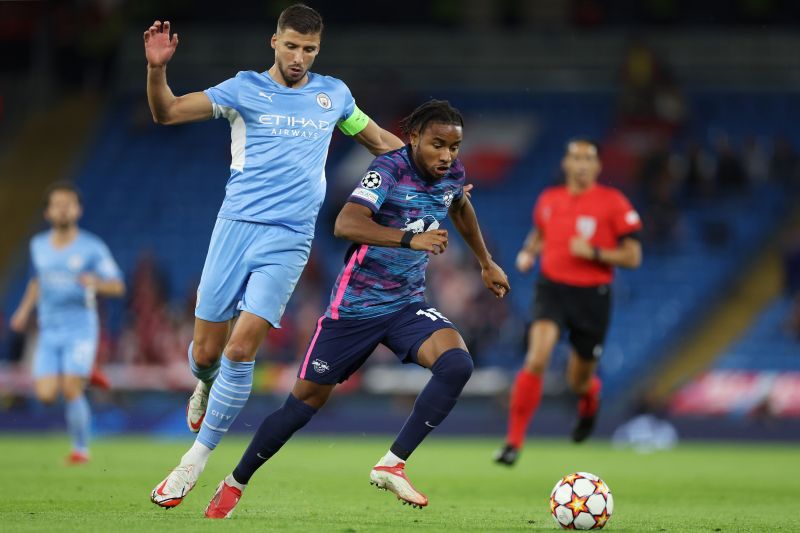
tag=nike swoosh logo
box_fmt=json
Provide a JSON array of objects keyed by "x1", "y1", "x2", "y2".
[
  {"x1": 189, "y1": 414, "x2": 204, "y2": 431},
  {"x1": 156, "y1": 479, "x2": 169, "y2": 496},
  {"x1": 406, "y1": 194, "x2": 418, "y2": 200},
  {"x1": 256, "y1": 453, "x2": 268, "y2": 460},
  {"x1": 424, "y1": 421, "x2": 437, "y2": 428}
]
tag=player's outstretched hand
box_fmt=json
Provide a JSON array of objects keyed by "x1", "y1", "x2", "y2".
[
  {"x1": 411, "y1": 230, "x2": 448, "y2": 255},
  {"x1": 515, "y1": 249, "x2": 536, "y2": 273},
  {"x1": 481, "y1": 260, "x2": 510, "y2": 298},
  {"x1": 144, "y1": 20, "x2": 179, "y2": 67}
]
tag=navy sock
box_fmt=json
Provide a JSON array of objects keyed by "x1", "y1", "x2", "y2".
[
  {"x1": 232, "y1": 393, "x2": 317, "y2": 485},
  {"x1": 390, "y1": 348, "x2": 473, "y2": 460}
]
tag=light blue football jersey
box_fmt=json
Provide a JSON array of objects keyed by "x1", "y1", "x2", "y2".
[
  {"x1": 30, "y1": 230, "x2": 122, "y2": 335},
  {"x1": 204, "y1": 71, "x2": 358, "y2": 236}
]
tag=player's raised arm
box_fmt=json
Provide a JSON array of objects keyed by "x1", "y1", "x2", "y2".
[
  {"x1": 144, "y1": 20, "x2": 212, "y2": 125},
  {"x1": 334, "y1": 202, "x2": 448, "y2": 254},
  {"x1": 351, "y1": 118, "x2": 405, "y2": 156},
  {"x1": 449, "y1": 194, "x2": 510, "y2": 298},
  {"x1": 10, "y1": 278, "x2": 39, "y2": 333}
]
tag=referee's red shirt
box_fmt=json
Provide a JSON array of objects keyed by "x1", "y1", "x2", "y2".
[{"x1": 533, "y1": 184, "x2": 642, "y2": 287}]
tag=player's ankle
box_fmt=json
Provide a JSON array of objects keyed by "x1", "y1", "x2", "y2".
[
  {"x1": 376, "y1": 450, "x2": 405, "y2": 468},
  {"x1": 182, "y1": 440, "x2": 213, "y2": 466},
  {"x1": 225, "y1": 473, "x2": 247, "y2": 491}
]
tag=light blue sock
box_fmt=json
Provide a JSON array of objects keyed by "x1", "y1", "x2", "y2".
[
  {"x1": 188, "y1": 341, "x2": 221, "y2": 384},
  {"x1": 66, "y1": 395, "x2": 91, "y2": 453},
  {"x1": 197, "y1": 355, "x2": 254, "y2": 450}
]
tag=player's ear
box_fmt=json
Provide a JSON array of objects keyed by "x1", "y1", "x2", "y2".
[
  {"x1": 409, "y1": 129, "x2": 420, "y2": 149},
  {"x1": 270, "y1": 34, "x2": 277, "y2": 50}
]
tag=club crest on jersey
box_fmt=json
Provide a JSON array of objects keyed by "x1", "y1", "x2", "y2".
[
  {"x1": 402, "y1": 215, "x2": 440, "y2": 234},
  {"x1": 316, "y1": 93, "x2": 332, "y2": 109},
  {"x1": 443, "y1": 190, "x2": 455, "y2": 207},
  {"x1": 576, "y1": 216, "x2": 597, "y2": 238},
  {"x1": 312, "y1": 359, "x2": 330, "y2": 374},
  {"x1": 67, "y1": 255, "x2": 85, "y2": 272},
  {"x1": 361, "y1": 171, "x2": 382, "y2": 189}
]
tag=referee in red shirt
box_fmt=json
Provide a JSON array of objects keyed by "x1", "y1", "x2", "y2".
[{"x1": 495, "y1": 139, "x2": 643, "y2": 466}]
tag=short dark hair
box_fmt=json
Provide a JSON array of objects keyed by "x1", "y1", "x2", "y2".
[
  {"x1": 566, "y1": 137, "x2": 601, "y2": 156},
  {"x1": 400, "y1": 99, "x2": 464, "y2": 137},
  {"x1": 277, "y1": 3, "x2": 323, "y2": 35},
  {"x1": 44, "y1": 181, "x2": 82, "y2": 207}
]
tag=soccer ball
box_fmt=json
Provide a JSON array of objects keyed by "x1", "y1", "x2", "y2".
[{"x1": 549, "y1": 472, "x2": 613, "y2": 530}]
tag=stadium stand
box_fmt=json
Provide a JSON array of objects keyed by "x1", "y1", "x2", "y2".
[{"x1": 1, "y1": 90, "x2": 797, "y2": 403}]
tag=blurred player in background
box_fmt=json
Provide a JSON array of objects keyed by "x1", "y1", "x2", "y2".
[
  {"x1": 495, "y1": 139, "x2": 643, "y2": 466},
  {"x1": 143, "y1": 4, "x2": 406, "y2": 507},
  {"x1": 10, "y1": 182, "x2": 125, "y2": 464},
  {"x1": 202, "y1": 100, "x2": 510, "y2": 518}
]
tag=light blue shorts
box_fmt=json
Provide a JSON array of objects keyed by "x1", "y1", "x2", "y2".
[
  {"x1": 195, "y1": 218, "x2": 313, "y2": 327},
  {"x1": 33, "y1": 330, "x2": 98, "y2": 378}
]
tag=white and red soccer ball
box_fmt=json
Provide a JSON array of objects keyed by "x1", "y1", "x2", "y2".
[{"x1": 549, "y1": 472, "x2": 613, "y2": 530}]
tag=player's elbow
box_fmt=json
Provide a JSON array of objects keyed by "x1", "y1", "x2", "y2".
[
  {"x1": 150, "y1": 104, "x2": 179, "y2": 125},
  {"x1": 153, "y1": 113, "x2": 178, "y2": 126},
  {"x1": 333, "y1": 213, "x2": 351, "y2": 240},
  {"x1": 626, "y1": 249, "x2": 642, "y2": 269}
]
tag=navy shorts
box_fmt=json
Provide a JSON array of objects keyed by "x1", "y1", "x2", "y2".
[{"x1": 297, "y1": 301, "x2": 458, "y2": 384}]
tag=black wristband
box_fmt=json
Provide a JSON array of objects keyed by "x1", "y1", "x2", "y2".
[
  {"x1": 400, "y1": 231, "x2": 415, "y2": 249},
  {"x1": 593, "y1": 246, "x2": 602, "y2": 261}
]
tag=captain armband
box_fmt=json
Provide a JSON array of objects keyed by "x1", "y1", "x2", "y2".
[{"x1": 337, "y1": 105, "x2": 370, "y2": 136}]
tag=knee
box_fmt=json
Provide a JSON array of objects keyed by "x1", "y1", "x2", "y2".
[
  {"x1": 36, "y1": 390, "x2": 58, "y2": 405},
  {"x1": 434, "y1": 349, "x2": 474, "y2": 385},
  {"x1": 192, "y1": 340, "x2": 224, "y2": 367},
  {"x1": 224, "y1": 340, "x2": 257, "y2": 362},
  {"x1": 62, "y1": 386, "x2": 84, "y2": 402}
]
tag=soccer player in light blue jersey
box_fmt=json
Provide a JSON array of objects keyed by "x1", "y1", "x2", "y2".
[
  {"x1": 203, "y1": 100, "x2": 510, "y2": 518},
  {"x1": 10, "y1": 182, "x2": 125, "y2": 464},
  {"x1": 143, "y1": 4, "x2": 406, "y2": 507}
]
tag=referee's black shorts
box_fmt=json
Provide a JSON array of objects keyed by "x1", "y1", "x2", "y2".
[{"x1": 531, "y1": 276, "x2": 611, "y2": 361}]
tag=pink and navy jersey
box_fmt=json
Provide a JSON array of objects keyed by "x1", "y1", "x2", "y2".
[{"x1": 325, "y1": 146, "x2": 465, "y2": 320}]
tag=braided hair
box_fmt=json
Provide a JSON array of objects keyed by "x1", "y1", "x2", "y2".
[{"x1": 399, "y1": 99, "x2": 464, "y2": 138}]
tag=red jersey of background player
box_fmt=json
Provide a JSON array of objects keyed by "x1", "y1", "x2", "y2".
[{"x1": 533, "y1": 184, "x2": 642, "y2": 286}]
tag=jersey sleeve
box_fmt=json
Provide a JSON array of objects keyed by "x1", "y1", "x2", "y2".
[
  {"x1": 336, "y1": 82, "x2": 369, "y2": 136},
  {"x1": 28, "y1": 239, "x2": 38, "y2": 278},
  {"x1": 451, "y1": 159, "x2": 466, "y2": 203},
  {"x1": 204, "y1": 74, "x2": 242, "y2": 119},
  {"x1": 532, "y1": 192, "x2": 547, "y2": 230},
  {"x1": 609, "y1": 191, "x2": 643, "y2": 238},
  {"x1": 92, "y1": 240, "x2": 123, "y2": 281},
  {"x1": 347, "y1": 159, "x2": 398, "y2": 213}
]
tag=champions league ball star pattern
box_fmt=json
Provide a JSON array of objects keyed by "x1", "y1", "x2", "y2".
[{"x1": 550, "y1": 472, "x2": 613, "y2": 530}]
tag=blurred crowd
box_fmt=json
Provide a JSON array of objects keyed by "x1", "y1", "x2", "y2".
[{"x1": 3, "y1": 3, "x2": 800, "y2": 390}]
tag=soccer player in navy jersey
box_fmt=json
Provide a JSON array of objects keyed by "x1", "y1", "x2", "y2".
[
  {"x1": 144, "y1": 4, "x2": 406, "y2": 508},
  {"x1": 202, "y1": 100, "x2": 510, "y2": 518},
  {"x1": 10, "y1": 183, "x2": 125, "y2": 464}
]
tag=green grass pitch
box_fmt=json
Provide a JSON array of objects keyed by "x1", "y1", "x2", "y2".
[{"x1": 1, "y1": 434, "x2": 797, "y2": 532}]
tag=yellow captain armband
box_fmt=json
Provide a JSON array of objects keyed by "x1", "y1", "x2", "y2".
[{"x1": 337, "y1": 105, "x2": 370, "y2": 136}]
